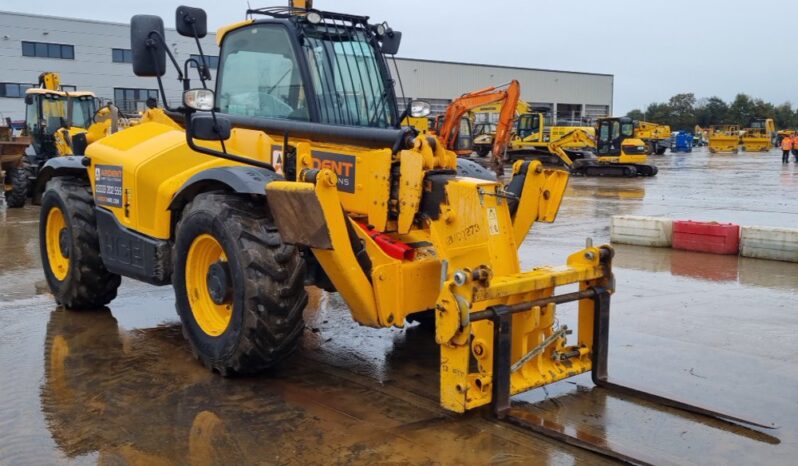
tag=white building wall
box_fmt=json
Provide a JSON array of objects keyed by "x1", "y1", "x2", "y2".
[
  {"x1": 0, "y1": 11, "x2": 219, "y2": 120},
  {"x1": 391, "y1": 58, "x2": 613, "y2": 117},
  {"x1": 0, "y1": 11, "x2": 613, "y2": 121}
]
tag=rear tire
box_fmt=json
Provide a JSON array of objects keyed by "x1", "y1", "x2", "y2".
[
  {"x1": 173, "y1": 193, "x2": 307, "y2": 375},
  {"x1": 39, "y1": 177, "x2": 121, "y2": 309},
  {"x1": 5, "y1": 164, "x2": 30, "y2": 208}
]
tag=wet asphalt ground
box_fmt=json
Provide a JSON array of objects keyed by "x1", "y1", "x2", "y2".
[{"x1": 0, "y1": 148, "x2": 797, "y2": 465}]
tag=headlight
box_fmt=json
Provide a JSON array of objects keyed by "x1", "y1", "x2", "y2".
[
  {"x1": 306, "y1": 11, "x2": 322, "y2": 24},
  {"x1": 376, "y1": 22, "x2": 387, "y2": 36},
  {"x1": 409, "y1": 100, "x2": 431, "y2": 118},
  {"x1": 183, "y1": 89, "x2": 215, "y2": 111}
]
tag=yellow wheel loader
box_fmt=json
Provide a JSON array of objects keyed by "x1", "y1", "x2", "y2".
[{"x1": 36, "y1": 5, "x2": 772, "y2": 462}]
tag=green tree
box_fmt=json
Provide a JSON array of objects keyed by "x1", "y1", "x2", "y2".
[
  {"x1": 728, "y1": 94, "x2": 756, "y2": 126},
  {"x1": 644, "y1": 102, "x2": 673, "y2": 126},
  {"x1": 626, "y1": 109, "x2": 644, "y2": 120},
  {"x1": 695, "y1": 97, "x2": 729, "y2": 127},
  {"x1": 774, "y1": 102, "x2": 797, "y2": 129},
  {"x1": 667, "y1": 93, "x2": 696, "y2": 131}
]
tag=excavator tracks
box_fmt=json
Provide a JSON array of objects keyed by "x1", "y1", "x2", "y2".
[{"x1": 573, "y1": 162, "x2": 658, "y2": 177}]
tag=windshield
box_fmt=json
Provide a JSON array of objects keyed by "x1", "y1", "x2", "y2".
[
  {"x1": 217, "y1": 25, "x2": 309, "y2": 121},
  {"x1": 302, "y1": 24, "x2": 396, "y2": 128},
  {"x1": 70, "y1": 96, "x2": 96, "y2": 129},
  {"x1": 40, "y1": 93, "x2": 67, "y2": 135}
]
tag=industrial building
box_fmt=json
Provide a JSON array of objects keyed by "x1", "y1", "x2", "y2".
[{"x1": 0, "y1": 10, "x2": 613, "y2": 121}]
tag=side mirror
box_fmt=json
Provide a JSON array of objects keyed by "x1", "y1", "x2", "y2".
[
  {"x1": 191, "y1": 114, "x2": 231, "y2": 141},
  {"x1": 24, "y1": 95, "x2": 34, "y2": 106},
  {"x1": 130, "y1": 15, "x2": 166, "y2": 77},
  {"x1": 380, "y1": 30, "x2": 402, "y2": 55},
  {"x1": 176, "y1": 6, "x2": 207, "y2": 38}
]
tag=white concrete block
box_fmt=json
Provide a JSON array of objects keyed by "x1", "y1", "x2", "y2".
[
  {"x1": 740, "y1": 226, "x2": 798, "y2": 262},
  {"x1": 610, "y1": 215, "x2": 673, "y2": 247}
]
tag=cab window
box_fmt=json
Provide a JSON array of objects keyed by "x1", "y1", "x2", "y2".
[
  {"x1": 621, "y1": 122, "x2": 634, "y2": 138},
  {"x1": 217, "y1": 25, "x2": 309, "y2": 121}
]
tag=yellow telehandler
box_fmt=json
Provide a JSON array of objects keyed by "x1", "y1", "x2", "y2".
[
  {"x1": 35, "y1": 4, "x2": 772, "y2": 462},
  {"x1": 8, "y1": 72, "x2": 125, "y2": 207}
]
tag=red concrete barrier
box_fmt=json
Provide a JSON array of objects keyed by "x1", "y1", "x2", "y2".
[{"x1": 672, "y1": 220, "x2": 740, "y2": 255}]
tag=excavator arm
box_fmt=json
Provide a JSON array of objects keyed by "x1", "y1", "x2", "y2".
[
  {"x1": 546, "y1": 128, "x2": 595, "y2": 167},
  {"x1": 438, "y1": 80, "x2": 520, "y2": 165}
]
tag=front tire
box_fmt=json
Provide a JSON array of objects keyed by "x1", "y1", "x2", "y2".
[
  {"x1": 173, "y1": 193, "x2": 307, "y2": 375},
  {"x1": 39, "y1": 177, "x2": 121, "y2": 309}
]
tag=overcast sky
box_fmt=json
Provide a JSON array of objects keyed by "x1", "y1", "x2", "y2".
[{"x1": 16, "y1": 0, "x2": 797, "y2": 113}]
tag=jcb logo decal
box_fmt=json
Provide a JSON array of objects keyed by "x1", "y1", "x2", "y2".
[{"x1": 311, "y1": 151, "x2": 356, "y2": 193}]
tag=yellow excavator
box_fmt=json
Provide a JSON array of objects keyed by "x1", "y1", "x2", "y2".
[
  {"x1": 34, "y1": 4, "x2": 771, "y2": 463},
  {"x1": 508, "y1": 108, "x2": 596, "y2": 157},
  {"x1": 544, "y1": 123, "x2": 657, "y2": 177},
  {"x1": 512, "y1": 116, "x2": 657, "y2": 177},
  {"x1": 8, "y1": 72, "x2": 124, "y2": 207}
]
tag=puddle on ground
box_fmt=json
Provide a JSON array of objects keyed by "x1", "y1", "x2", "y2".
[{"x1": 1, "y1": 149, "x2": 797, "y2": 465}]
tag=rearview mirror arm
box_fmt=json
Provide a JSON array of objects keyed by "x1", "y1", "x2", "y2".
[
  {"x1": 190, "y1": 22, "x2": 212, "y2": 83},
  {"x1": 146, "y1": 30, "x2": 186, "y2": 112}
]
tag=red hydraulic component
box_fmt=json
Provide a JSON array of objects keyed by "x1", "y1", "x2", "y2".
[
  {"x1": 672, "y1": 220, "x2": 740, "y2": 255},
  {"x1": 357, "y1": 223, "x2": 415, "y2": 260}
]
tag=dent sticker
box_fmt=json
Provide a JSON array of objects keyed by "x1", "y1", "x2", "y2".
[
  {"x1": 94, "y1": 165, "x2": 123, "y2": 207},
  {"x1": 311, "y1": 151, "x2": 356, "y2": 193}
]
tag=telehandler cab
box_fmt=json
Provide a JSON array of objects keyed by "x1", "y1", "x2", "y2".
[{"x1": 37, "y1": 4, "x2": 773, "y2": 462}]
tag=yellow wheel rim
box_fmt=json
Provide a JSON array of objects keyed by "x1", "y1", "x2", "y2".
[
  {"x1": 185, "y1": 234, "x2": 232, "y2": 337},
  {"x1": 45, "y1": 207, "x2": 70, "y2": 281}
]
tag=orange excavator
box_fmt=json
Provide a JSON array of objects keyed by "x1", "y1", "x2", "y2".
[{"x1": 436, "y1": 80, "x2": 520, "y2": 174}]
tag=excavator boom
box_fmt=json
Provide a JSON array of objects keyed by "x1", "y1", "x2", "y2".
[{"x1": 438, "y1": 80, "x2": 520, "y2": 167}]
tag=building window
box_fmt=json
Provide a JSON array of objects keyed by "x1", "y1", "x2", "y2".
[
  {"x1": 114, "y1": 87, "x2": 159, "y2": 113},
  {"x1": 112, "y1": 48, "x2": 133, "y2": 63},
  {"x1": 21, "y1": 41, "x2": 74, "y2": 59},
  {"x1": 190, "y1": 54, "x2": 219, "y2": 69},
  {"x1": 0, "y1": 83, "x2": 34, "y2": 98}
]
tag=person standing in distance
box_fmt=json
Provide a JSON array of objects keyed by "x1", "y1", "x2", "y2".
[{"x1": 782, "y1": 134, "x2": 792, "y2": 163}]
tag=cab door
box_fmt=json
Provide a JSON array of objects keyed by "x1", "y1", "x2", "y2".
[
  {"x1": 516, "y1": 113, "x2": 541, "y2": 140},
  {"x1": 597, "y1": 119, "x2": 621, "y2": 156},
  {"x1": 454, "y1": 116, "x2": 473, "y2": 153}
]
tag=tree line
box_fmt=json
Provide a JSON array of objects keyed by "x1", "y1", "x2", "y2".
[{"x1": 626, "y1": 93, "x2": 796, "y2": 131}]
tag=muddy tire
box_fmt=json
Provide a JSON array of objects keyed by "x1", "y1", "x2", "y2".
[
  {"x1": 5, "y1": 164, "x2": 30, "y2": 208},
  {"x1": 173, "y1": 193, "x2": 307, "y2": 375},
  {"x1": 39, "y1": 177, "x2": 121, "y2": 309}
]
